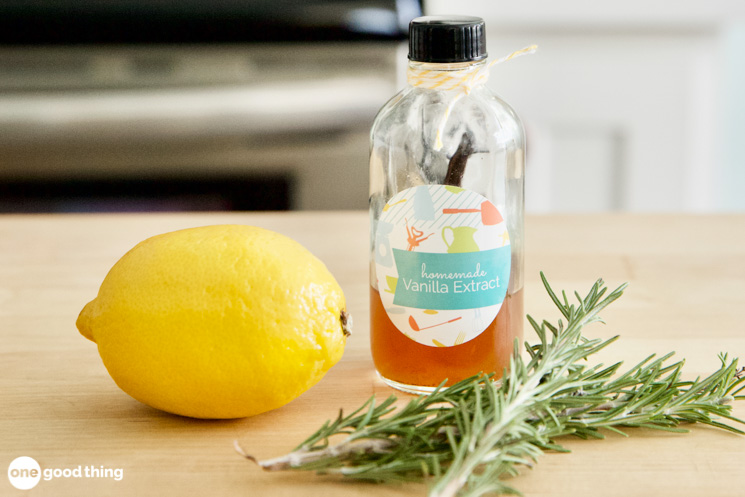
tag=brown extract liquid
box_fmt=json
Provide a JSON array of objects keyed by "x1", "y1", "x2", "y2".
[{"x1": 370, "y1": 286, "x2": 523, "y2": 388}]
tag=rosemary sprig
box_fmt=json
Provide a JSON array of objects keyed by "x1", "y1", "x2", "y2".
[{"x1": 238, "y1": 273, "x2": 745, "y2": 497}]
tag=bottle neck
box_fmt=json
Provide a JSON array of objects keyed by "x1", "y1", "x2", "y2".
[
  {"x1": 408, "y1": 59, "x2": 486, "y2": 72},
  {"x1": 406, "y1": 59, "x2": 488, "y2": 92}
]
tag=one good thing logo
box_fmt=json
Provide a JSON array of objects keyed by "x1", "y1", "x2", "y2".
[{"x1": 7, "y1": 456, "x2": 124, "y2": 490}]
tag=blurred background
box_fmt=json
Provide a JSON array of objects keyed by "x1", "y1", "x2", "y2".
[{"x1": 1, "y1": 0, "x2": 743, "y2": 214}]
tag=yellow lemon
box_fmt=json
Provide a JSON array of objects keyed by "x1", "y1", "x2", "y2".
[{"x1": 76, "y1": 224, "x2": 351, "y2": 419}]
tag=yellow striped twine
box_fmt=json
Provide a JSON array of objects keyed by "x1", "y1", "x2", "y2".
[{"x1": 407, "y1": 44, "x2": 537, "y2": 149}]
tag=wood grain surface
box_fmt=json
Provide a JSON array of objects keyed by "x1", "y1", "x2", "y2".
[{"x1": 1, "y1": 212, "x2": 743, "y2": 496}]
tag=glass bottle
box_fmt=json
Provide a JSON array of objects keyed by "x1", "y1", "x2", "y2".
[{"x1": 369, "y1": 16, "x2": 525, "y2": 394}]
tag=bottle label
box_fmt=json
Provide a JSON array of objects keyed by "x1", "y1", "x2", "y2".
[{"x1": 374, "y1": 185, "x2": 511, "y2": 347}]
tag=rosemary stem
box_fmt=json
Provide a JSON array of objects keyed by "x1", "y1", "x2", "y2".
[{"x1": 239, "y1": 438, "x2": 395, "y2": 471}]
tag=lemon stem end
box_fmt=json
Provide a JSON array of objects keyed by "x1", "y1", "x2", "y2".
[{"x1": 340, "y1": 310, "x2": 352, "y2": 338}]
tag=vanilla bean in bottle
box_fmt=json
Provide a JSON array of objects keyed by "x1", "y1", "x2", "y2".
[{"x1": 369, "y1": 16, "x2": 525, "y2": 394}]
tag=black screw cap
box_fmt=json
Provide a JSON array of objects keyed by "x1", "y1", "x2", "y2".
[{"x1": 408, "y1": 16, "x2": 487, "y2": 63}]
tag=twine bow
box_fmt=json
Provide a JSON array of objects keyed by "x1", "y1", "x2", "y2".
[{"x1": 406, "y1": 45, "x2": 538, "y2": 149}]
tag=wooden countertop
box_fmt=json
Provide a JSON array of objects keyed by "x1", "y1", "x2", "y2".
[{"x1": 1, "y1": 212, "x2": 744, "y2": 496}]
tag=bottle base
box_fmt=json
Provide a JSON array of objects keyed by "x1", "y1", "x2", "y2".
[
  {"x1": 376, "y1": 371, "x2": 504, "y2": 395},
  {"x1": 375, "y1": 371, "x2": 442, "y2": 395}
]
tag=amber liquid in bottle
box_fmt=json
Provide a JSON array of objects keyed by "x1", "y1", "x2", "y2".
[{"x1": 370, "y1": 286, "x2": 523, "y2": 389}]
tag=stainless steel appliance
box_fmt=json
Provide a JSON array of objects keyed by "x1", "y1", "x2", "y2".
[{"x1": 0, "y1": 0, "x2": 422, "y2": 212}]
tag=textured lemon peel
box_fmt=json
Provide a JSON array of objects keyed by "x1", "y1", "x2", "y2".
[{"x1": 77, "y1": 224, "x2": 349, "y2": 419}]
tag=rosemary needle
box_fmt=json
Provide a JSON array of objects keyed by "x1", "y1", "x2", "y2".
[{"x1": 240, "y1": 273, "x2": 745, "y2": 497}]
